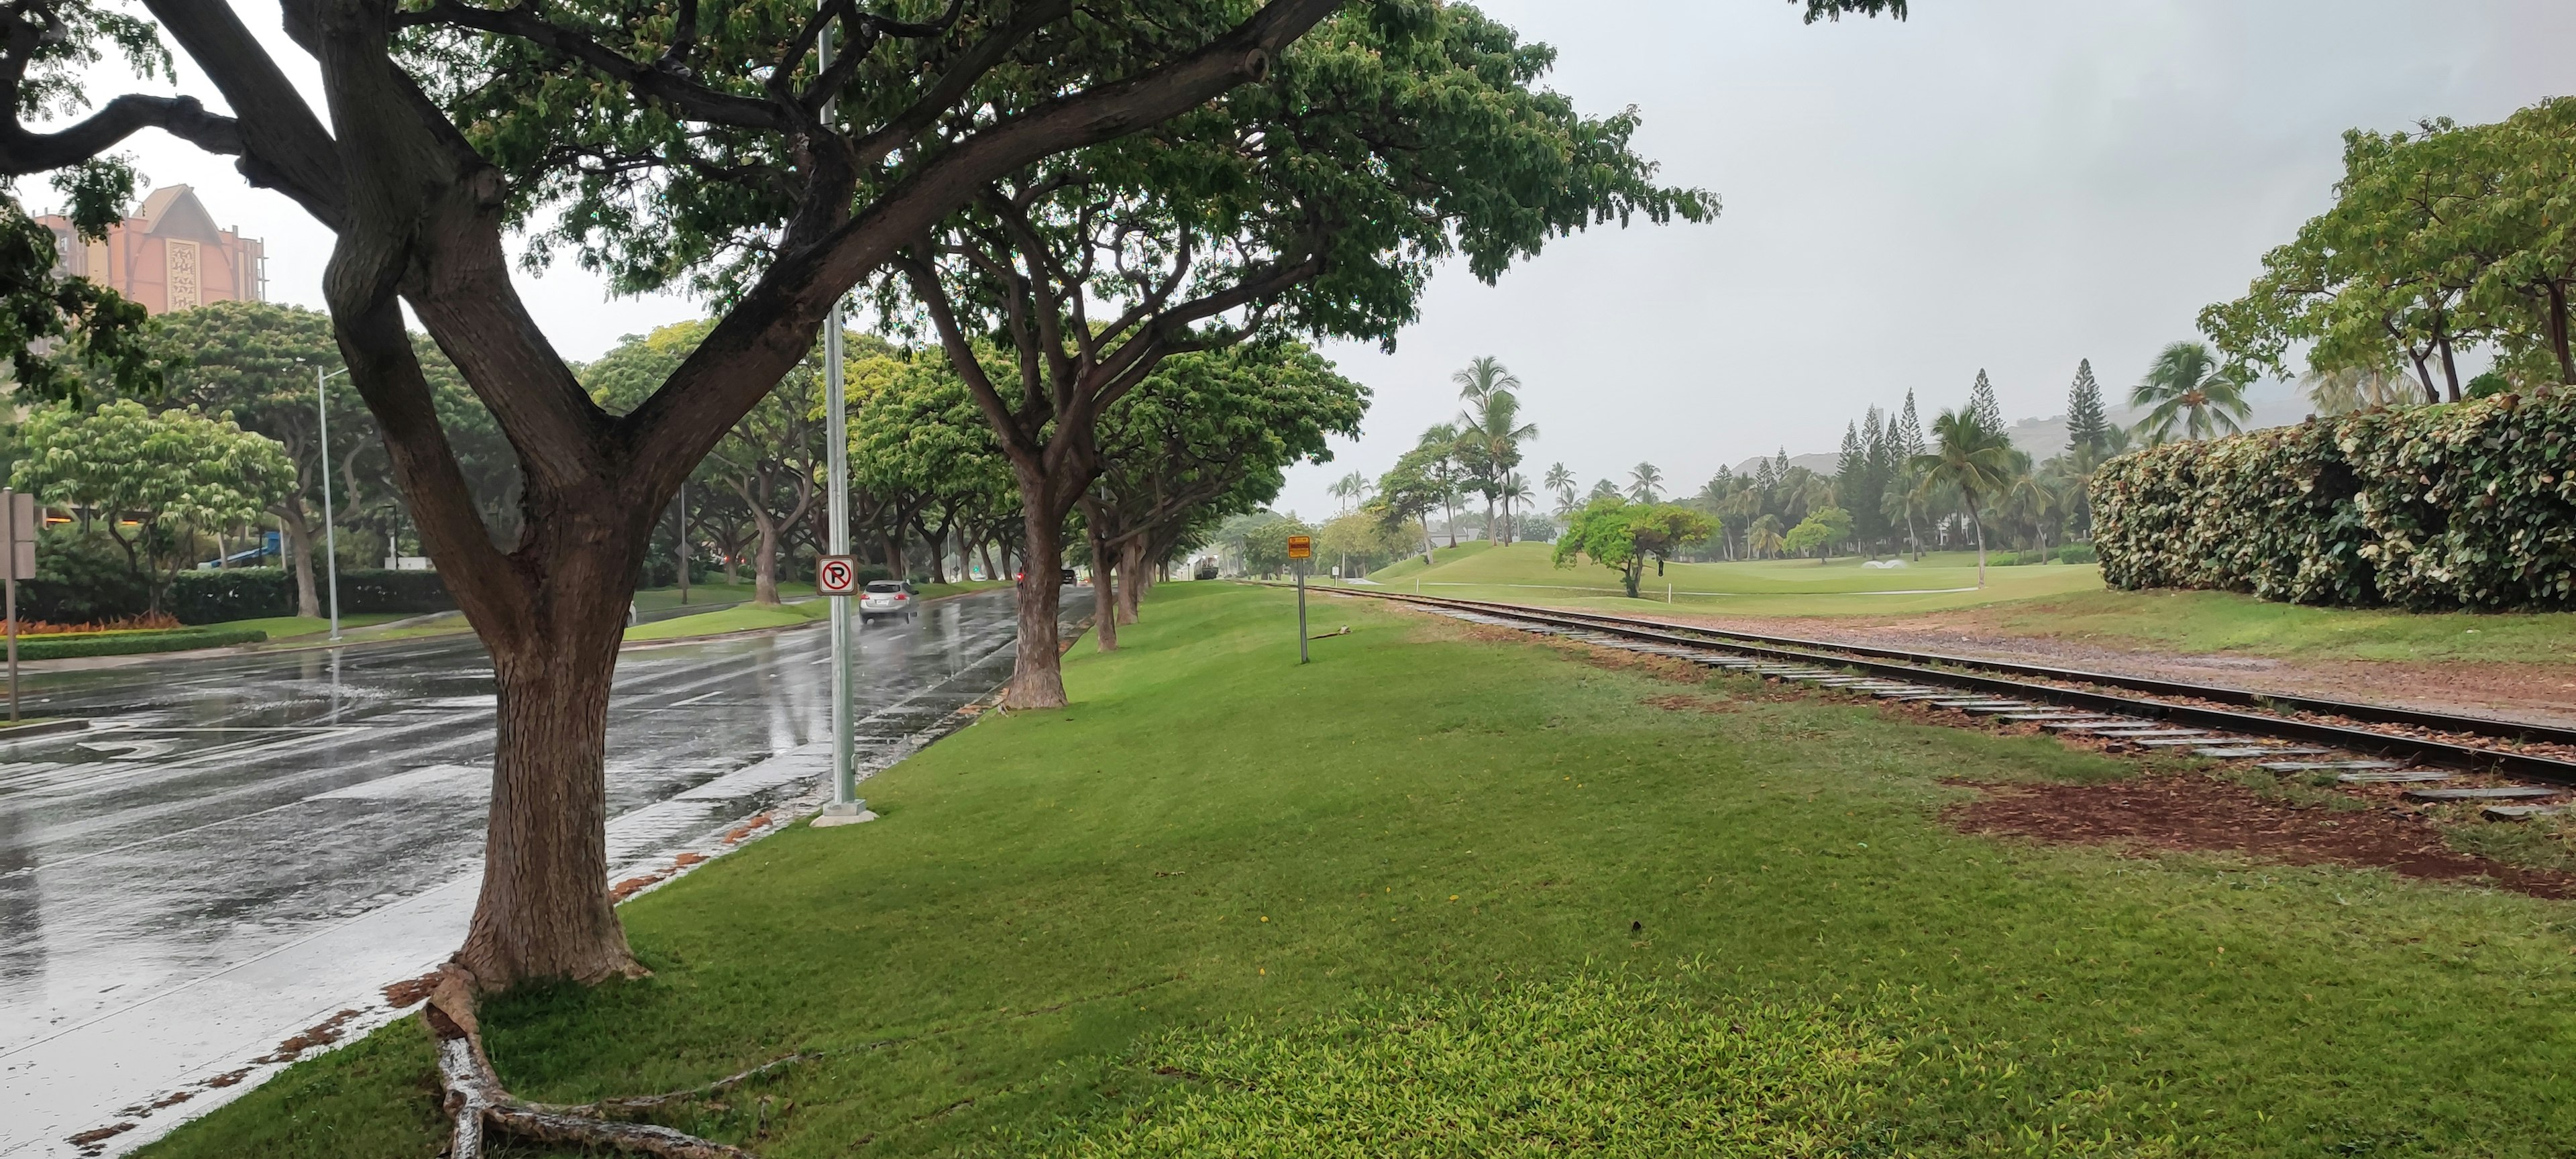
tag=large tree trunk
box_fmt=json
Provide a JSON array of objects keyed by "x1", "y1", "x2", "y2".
[
  {"x1": 2436, "y1": 325, "x2": 2462, "y2": 402},
  {"x1": 1010, "y1": 506, "x2": 1071, "y2": 708},
  {"x1": 2547, "y1": 282, "x2": 2574, "y2": 385},
  {"x1": 749, "y1": 512, "x2": 782, "y2": 606},
  {"x1": 455, "y1": 569, "x2": 639, "y2": 987},
  {"x1": 276, "y1": 506, "x2": 321, "y2": 618},
  {"x1": 1079, "y1": 500, "x2": 1118, "y2": 653},
  {"x1": 1118, "y1": 538, "x2": 1146, "y2": 624}
]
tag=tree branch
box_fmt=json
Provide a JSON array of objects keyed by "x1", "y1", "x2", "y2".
[{"x1": 404, "y1": 0, "x2": 789, "y2": 130}]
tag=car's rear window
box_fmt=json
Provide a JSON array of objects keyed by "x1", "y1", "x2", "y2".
[{"x1": 863, "y1": 581, "x2": 906, "y2": 593}]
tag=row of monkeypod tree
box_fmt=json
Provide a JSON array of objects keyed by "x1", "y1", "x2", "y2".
[{"x1": 0, "y1": 17, "x2": 1912, "y2": 1142}]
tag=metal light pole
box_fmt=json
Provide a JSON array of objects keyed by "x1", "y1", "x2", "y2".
[
  {"x1": 316, "y1": 364, "x2": 351, "y2": 641},
  {"x1": 814, "y1": 19, "x2": 864, "y2": 824}
]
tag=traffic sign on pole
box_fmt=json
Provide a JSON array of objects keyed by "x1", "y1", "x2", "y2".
[
  {"x1": 1286, "y1": 535, "x2": 1311, "y2": 560},
  {"x1": 817, "y1": 555, "x2": 859, "y2": 596}
]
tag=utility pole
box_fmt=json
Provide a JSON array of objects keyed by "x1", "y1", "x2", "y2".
[
  {"x1": 5, "y1": 488, "x2": 23, "y2": 722},
  {"x1": 315, "y1": 364, "x2": 350, "y2": 641},
  {"x1": 813, "y1": 17, "x2": 867, "y2": 826}
]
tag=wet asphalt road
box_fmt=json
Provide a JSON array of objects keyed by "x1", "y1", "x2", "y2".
[{"x1": 0, "y1": 590, "x2": 1048, "y2": 1157}]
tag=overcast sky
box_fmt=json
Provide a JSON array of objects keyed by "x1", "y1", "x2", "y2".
[{"x1": 40, "y1": 1, "x2": 2576, "y2": 520}]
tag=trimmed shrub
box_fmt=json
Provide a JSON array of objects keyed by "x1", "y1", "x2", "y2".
[
  {"x1": 332, "y1": 569, "x2": 454, "y2": 614},
  {"x1": 12, "y1": 626, "x2": 267, "y2": 660},
  {"x1": 167, "y1": 569, "x2": 297, "y2": 623},
  {"x1": 2053, "y1": 543, "x2": 2098, "y2": 565},
  {"x1": 2092, "y1": 388, "x2": 2576, "y2": 609},
  {"x1": 158, "y1": 567, "x2": 453, "y2": 623}
]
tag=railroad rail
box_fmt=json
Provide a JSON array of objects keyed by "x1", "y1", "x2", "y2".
[{"x1": 1309, "y1": 585, "x2": 2576, "y2": 788}]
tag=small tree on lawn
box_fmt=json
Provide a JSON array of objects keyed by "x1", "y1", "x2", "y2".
[
  {"x1": 1554, "y1": 496, "x2": 1713, "y2": 598},
  {"x1": 1783, "y1": 505, "x2": 1851, "y2": 563},
  {"x1": 13, "y1": 400, "x2": 296, "y2": 610}
]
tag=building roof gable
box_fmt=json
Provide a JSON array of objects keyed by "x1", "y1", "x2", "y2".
[{"x1": 136, "y1": 185, "x2": 223, "y2": 242}]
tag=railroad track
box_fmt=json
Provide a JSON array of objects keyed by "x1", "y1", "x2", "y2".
[{"x1": 1309, "y1": 585, "x2": 2576, "y2": 803}]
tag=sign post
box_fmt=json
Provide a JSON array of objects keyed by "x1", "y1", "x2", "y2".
[
  {"x1": 1287, "y1": 534, "x2": 1312, "y2": 665},
  {"x1": 3, "y1": 489, "x2": 28, "y2": 722},
  {"x1": 811, "y1": 19, "x2": 871, "y2": 828}
]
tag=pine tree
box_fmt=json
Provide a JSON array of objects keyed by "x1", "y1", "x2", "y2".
[
  {"x1": 1898, "y1": 391, "x2": 1925, "y2": 457},
  {"x1": 2064, "y1": 357, "x2": 2108, "y2": 456},
  {"x1": 1834, "y1": 421, "x2": 1865, "y2": 521},
  {"x1": 1968, "y1": 369, "x2": 2004, "y2": 433}
]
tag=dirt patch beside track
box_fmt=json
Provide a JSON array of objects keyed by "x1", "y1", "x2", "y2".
[{"x1": 1949, "y1": 774, "x2": 2576, "y2": 899}]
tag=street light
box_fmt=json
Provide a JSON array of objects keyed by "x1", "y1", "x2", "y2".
[
  {"x1": 296, "y1": 360, "x2": 351, "y2": 642},
  {"x1": 813, "y1": 19, "x2": 863, "y2": 826}
]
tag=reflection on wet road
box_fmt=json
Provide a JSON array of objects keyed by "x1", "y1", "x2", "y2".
[{"x1": 0, "y1": 590, "x2": 1043, "y2": 1157}]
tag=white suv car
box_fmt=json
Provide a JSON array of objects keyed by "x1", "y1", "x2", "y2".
[{"x1": 858, "y1": 580, "x2": 916, "y2": 623}]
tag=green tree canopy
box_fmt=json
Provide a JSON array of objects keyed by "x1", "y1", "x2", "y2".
[
  {"x1": 1911, "y1": 408, "x2": 2017, "y2": 587},
  {"x1": 1553, "y1": 496, "x2": 1713, "y2": 598},
  {"x1": 12, "y1": 399, "x2": 294, "y2": 610},
  {"x1": 2130, "y1": 341, "x2": 2251, "y2": 445}
]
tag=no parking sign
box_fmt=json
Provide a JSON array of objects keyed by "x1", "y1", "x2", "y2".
[{"x1": 818, "y1": 555, "x2": 859, "y2": 596}]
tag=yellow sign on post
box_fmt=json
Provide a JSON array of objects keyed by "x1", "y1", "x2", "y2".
[{"x1": 1286, "y1": 535, "x2": 1312, "y2": 559}]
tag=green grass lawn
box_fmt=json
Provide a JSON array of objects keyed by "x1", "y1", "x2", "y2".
[
  {"x1": 625, "y1": 583, "x2": 1010, "y2": 643},
  {"x1": 1976, "y1": 587, "x2": 2576, "y2": 665},
  {"x1": 912, "y1": 578, "x2": 1014, "y2": 601},
  {"x1": 1351, "y1": 541, "x2": 2104, "y2": 616},
  {"x1": 210, "y1": 613, "x2": 405, "y2": 641},
  {"x1": 625, "y1": 600, "x2": 828, "y2": 642},
  {"x1": 149, "y1": 583, "x2": 2576, "y2": 1157},
  {"x1": 634, "y1": 581, "x2": 818, "y2": 612}
]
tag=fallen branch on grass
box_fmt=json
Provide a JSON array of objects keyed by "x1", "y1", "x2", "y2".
[{"x1": 424, "y1": 972, "x2": 768, "y2": 1158}]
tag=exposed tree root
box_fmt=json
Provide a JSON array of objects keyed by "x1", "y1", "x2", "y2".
[{"x1": 425, "y1": 972, "x2": 773, "y2": 1158}]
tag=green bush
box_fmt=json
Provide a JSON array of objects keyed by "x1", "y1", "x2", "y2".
[
  {"x1": 2092, "y1": 388, "x2": 2576, "y2": 608},
  {"x1": 17, "y1": 529, "x2": 151, "y2": 623},
  {"x1": 2053, "y1": 543, "x2": 2097, "y2": 565},
  {"x1": 13, "y1": 626, "x2": 267, "y2": 660},
  {"x1": 158, "y1": 567, "x2": 453, "y2": 623},
  {"x1": 166, "y1": 569, "x2": 296, "y2": 623}
]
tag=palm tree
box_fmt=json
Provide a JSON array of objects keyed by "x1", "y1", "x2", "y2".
[
  {"x1": 1457, "y1": 390, "x2": 1538, "y2": 545},
  {"x1": 1327, "y1": 470, "x2": 1369, "y2": 514},
  {"x1": 1880, "y1": 469, "x2": 1924, "y2": 561},
  {"x1": 1544, "y1": 461, "x2": 1576, "y2": 513},
  {"x1": 2301, "y1": 364, "x2": 2412, "y2": 416},
  {"x1": 2131, "y1": 341, "x2": 2253, "y2": 444},
  {"x1": 1627, "y1": 461, "x2": 1664, "y2": 504},
  {"x1": 1499, "y1": 473, "x2": 1534, "y2": 543},
  {"x1": 1912, "y1": 408, "x2": 2018, "y2": 586},
  {"x1": 1453, "y1": 355, "x2": 1521, "y2": 411},
  {"x1": 1747, "y1": 514, "x2": 1784, "y2": 559}
]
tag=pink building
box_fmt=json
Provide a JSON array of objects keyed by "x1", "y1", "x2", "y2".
[{"x1": 38, "y1": 185, "x2": 267, "y2": 314}]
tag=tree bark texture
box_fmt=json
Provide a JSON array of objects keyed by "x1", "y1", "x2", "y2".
[
  {"x1": 1118, "y1": 538, "x2": 1146, "y2": 624},
  {"x1": 275, "y1": 506, "x2": 321, "y2": 618},
  {"x1": 1010, "y1": 506, "x2": 1070, "y2": 708}
]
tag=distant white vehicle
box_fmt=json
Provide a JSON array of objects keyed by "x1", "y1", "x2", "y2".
[{"x1": 859, "y1": 580, "x2": 917, "y2": 623}]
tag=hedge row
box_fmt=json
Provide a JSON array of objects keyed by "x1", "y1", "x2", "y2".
[
  {"x1": 2092, "y1": 388, "x2": 2576, "y2": 609},
  {"x1": 11, "y1": 626, "x2": 268, "y2": 660},
  {"x1": 17, "y1": 565, "x2": 453, "y2": 625}
]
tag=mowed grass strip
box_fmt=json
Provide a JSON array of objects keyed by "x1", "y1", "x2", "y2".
[
  {"x1": 148, "y1": 584, "x2": 2576, "y2": 1158},
  {"x1": 1355, "y1": 541, "x2": 2106, "y2": 616},
  {"x1": 1978, "y1": 587, "x2": 2576, "y2": 665}
]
